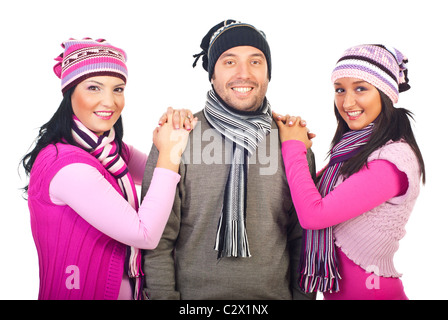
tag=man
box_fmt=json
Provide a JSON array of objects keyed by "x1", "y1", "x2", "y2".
[{"x1": 141, "y1": 19, "x2": 315, "y2": 300}]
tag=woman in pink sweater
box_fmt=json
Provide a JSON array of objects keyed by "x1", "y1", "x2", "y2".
[
  {"x1": 274, "y1": 44, "x2": 425, "y2": 300},
  {"x1": 21, "y1": 38, "x2": 196, "y2": 300}
]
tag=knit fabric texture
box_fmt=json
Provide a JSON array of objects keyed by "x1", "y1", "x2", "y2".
[
  {"x1": 331, "y1": 44, "x2": 409, "y2": 103},
  {"x1": 53, "y1": 38, "x2": 127, "y2": 94},
  {"x1": 333, "y1": 140, "x2": 421, "y2": 277},
  {"x1": 28, "y1": 143, "x2": 127, "y2": 299},
  {"x1": 193, "y1": 19, "x2": 271, "y2": 81}
]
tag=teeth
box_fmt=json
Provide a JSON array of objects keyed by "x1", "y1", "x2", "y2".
[
  {"x1": 95, "y1": 111, "x2": 113, "y2": 116},
  {"x1": 347, "y1": 111, "x2": 362, "y2": 117},
  {"x1": 232, "y1": 87, "x2": 252, "y2": 93}
]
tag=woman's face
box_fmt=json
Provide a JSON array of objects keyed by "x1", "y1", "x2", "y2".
[
  {"x1": 334, "y1": 77, "x2": 382, "y2": 131},
  {"x1": 71, "y1": 76, "x2": 126, "y2": 136}
]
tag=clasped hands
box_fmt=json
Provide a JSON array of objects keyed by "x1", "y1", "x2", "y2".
[
  {"x1": 153, "y1": 107, "x2": 198, "y2": 170},
  {"x1": 273, "y1": 111, "x2": 315, "y2": 149}
]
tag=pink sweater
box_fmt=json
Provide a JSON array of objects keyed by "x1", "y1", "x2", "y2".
[
  {"x1": 28, "y1": 143, "x2": 179, "y2": 300},
  {"x1": 281, "y1": 140, "x2": 421, "y2": 298}
]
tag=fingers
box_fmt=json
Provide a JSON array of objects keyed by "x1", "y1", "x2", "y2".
[
  {"x1": 273, "y1": 111, "x2": 292, "y2": 126},
  {"x1": 158, "y1": 112, "x2": 168, "y2": 126},
  {"x1": 172, "y1": 108, "x2": 181, "y2": 129},
  {"x1": 273, "y1": 112, "x2": 313, "y2": 133},
  {"x1": 190, "y1": 116, "x2": 199, "y2": 130},
  {"x1": 283, "y1": 114, "x2": 301, "y2": 126},
  {"x1": 166, "y1": 107, "x2": 174, "y2": 124},
  {"x1": 288, "y1": 116, "x2": 299, "y2": 126},
  {"x1": 273, "y1": 111, "x2": 307, "y2": 127},
  {"x1": 174, "y1": 109, "x2": 195, "y2": 131},
  {"x1": 272, "y1": 111, "x2": 284, "y2": 122},
  {"x1": 272, "y1": 111, "x2": 286, "y2": 128},
  {"x1": 273, "y1": 110, "x2": 316, "y2": 144},
  {"x1": 159, "y1": 107, "x2": 195, "y2": 131},
  {"x1": 180, "y1": 109, "x2": 195, "y2": 131},
  {"x1": 273, "y1": 112, "x2": 295, "y2": 125}
]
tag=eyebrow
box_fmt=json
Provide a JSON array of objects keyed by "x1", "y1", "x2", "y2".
[
  {"x1": 219, "y1": 52, "x2": 265, "y2": 59},
  {"x1": 333, "y1": 80, "x2": 368, "y2": 86},
  {"x1": 85, "y1": 80, "x2": 126, "y2": 87}
]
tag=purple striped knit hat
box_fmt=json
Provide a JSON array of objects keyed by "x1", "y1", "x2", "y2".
[
  {"x1": 331, "y1": 44, "x2": 410, "y2": 103},
  {"x1": 53, "y1": 38, "x2": 128, "y2": 94}
]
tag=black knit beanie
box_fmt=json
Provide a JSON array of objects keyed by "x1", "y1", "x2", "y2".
[{"x1": 193, "y1": 19, "x2": 272, "y2": 81}]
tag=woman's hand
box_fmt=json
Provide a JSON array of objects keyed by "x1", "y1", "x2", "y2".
[
  {"x1": 273, "y1": 111, "x2": 314, "y2": 149},
  {"x1": 153, "y1": 107, "x2": 198, "y2": 172},
  {"x1": 158, "y1": 107, "x2": 197, "y2": 131}
]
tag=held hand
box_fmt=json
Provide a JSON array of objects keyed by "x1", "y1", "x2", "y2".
[
  {"x1": 273, "y1": 111, "x2": 313, "y2": 149},
  {"x1": 158, "y1": 107, "x2": 197, "y2": 131},
  {"x1": 273, "y1": 111, "x2": 316, "y2": 140},
  {"x1": 153, "y1": 108, "x2": 198, "y2": 172}
]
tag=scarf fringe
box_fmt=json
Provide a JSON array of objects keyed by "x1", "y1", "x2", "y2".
[
  {"x1": 298, "y1": 228, "x2": 341, "y2": 293},
  {"x1": 299, "y1": 273, "x2": 341, "y2": 293},
  {"x1": 215, "y1": 218, "x2": 251, "y2": 258},
  {"x1": 127, "y1": 247, "x2": 144, "y2": 300}
]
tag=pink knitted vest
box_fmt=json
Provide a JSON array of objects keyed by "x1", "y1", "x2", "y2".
[
  {"x1": 28, "y1": 143, "x2": 127, "y2": 299},
  {"x1": 333, "y1": 140, "x2": 421, "y2": 277}
]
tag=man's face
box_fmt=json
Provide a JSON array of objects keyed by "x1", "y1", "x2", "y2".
[{"x1": 211, "y1": 46, "x2": 269, "y2": 112}]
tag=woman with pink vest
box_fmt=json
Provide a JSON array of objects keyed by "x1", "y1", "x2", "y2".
[
  {"x1": 274, "y1": 44, "x2": 425, "y2": 299},
  {"x1": 21, "y1": 38, "x2": 196, "y2": 300}
]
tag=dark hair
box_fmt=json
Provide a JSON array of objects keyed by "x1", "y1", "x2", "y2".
[
  {"x1": 21, "y1": 86, "x2": 124, "y2": 194},
  {"x1": 330, "y1": 89, "x2": 425, "y2": 184}
]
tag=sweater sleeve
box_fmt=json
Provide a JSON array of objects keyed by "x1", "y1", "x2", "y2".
[
  {"x1": 281, "y1": 140, "x2": 408, "y2": 230},
  {"x1": 49, "y1": 164, "x2": 179, "y2": 249}
]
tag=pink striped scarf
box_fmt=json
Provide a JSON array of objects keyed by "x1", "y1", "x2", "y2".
[
  {"x1": 71, "y1": 115, "x2": 142, "y2": 299},
  {"x1": 298, "y1": 123, "x2": 374, "y2": 293}
]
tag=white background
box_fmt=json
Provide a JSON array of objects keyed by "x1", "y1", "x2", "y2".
[{"x1": 2, "y1": 0, "x2": 446, "y2": 300}]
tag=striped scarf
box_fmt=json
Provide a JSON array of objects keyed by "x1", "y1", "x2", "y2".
[
  {"x1": 71, "y1": 115, "x2": 142, "y2": 299},
  {"x1": 204, "y1": 90, "x2": 272, "y2": 258},
  {"x1": 298, "y1": 123, "x2": 374, "y2": 293}
]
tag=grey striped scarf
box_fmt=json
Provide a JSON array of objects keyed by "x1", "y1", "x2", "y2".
[{"x1": 204, "y1": 90, "x2": 272, "y2": 258}]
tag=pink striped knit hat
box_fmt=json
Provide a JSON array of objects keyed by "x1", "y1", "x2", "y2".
[
  {"x1": 331, "y1": 44, "x2": 410, "y2": 103},
  {"x1": 53, "y1": 38, "x2": 127, "y2": 94}
]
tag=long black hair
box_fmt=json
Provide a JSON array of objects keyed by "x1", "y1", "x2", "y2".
[
  {"x1": 21, "y1": 86, "x2": 124, "y2": 194},
  {"x1": 330, "y1": 89, "x2": 425, "y2": 184}
]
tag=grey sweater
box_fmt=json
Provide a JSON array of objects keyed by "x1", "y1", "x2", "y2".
[{"x1": 141, "y1": 111, "x2": 315, "y2": 300}]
